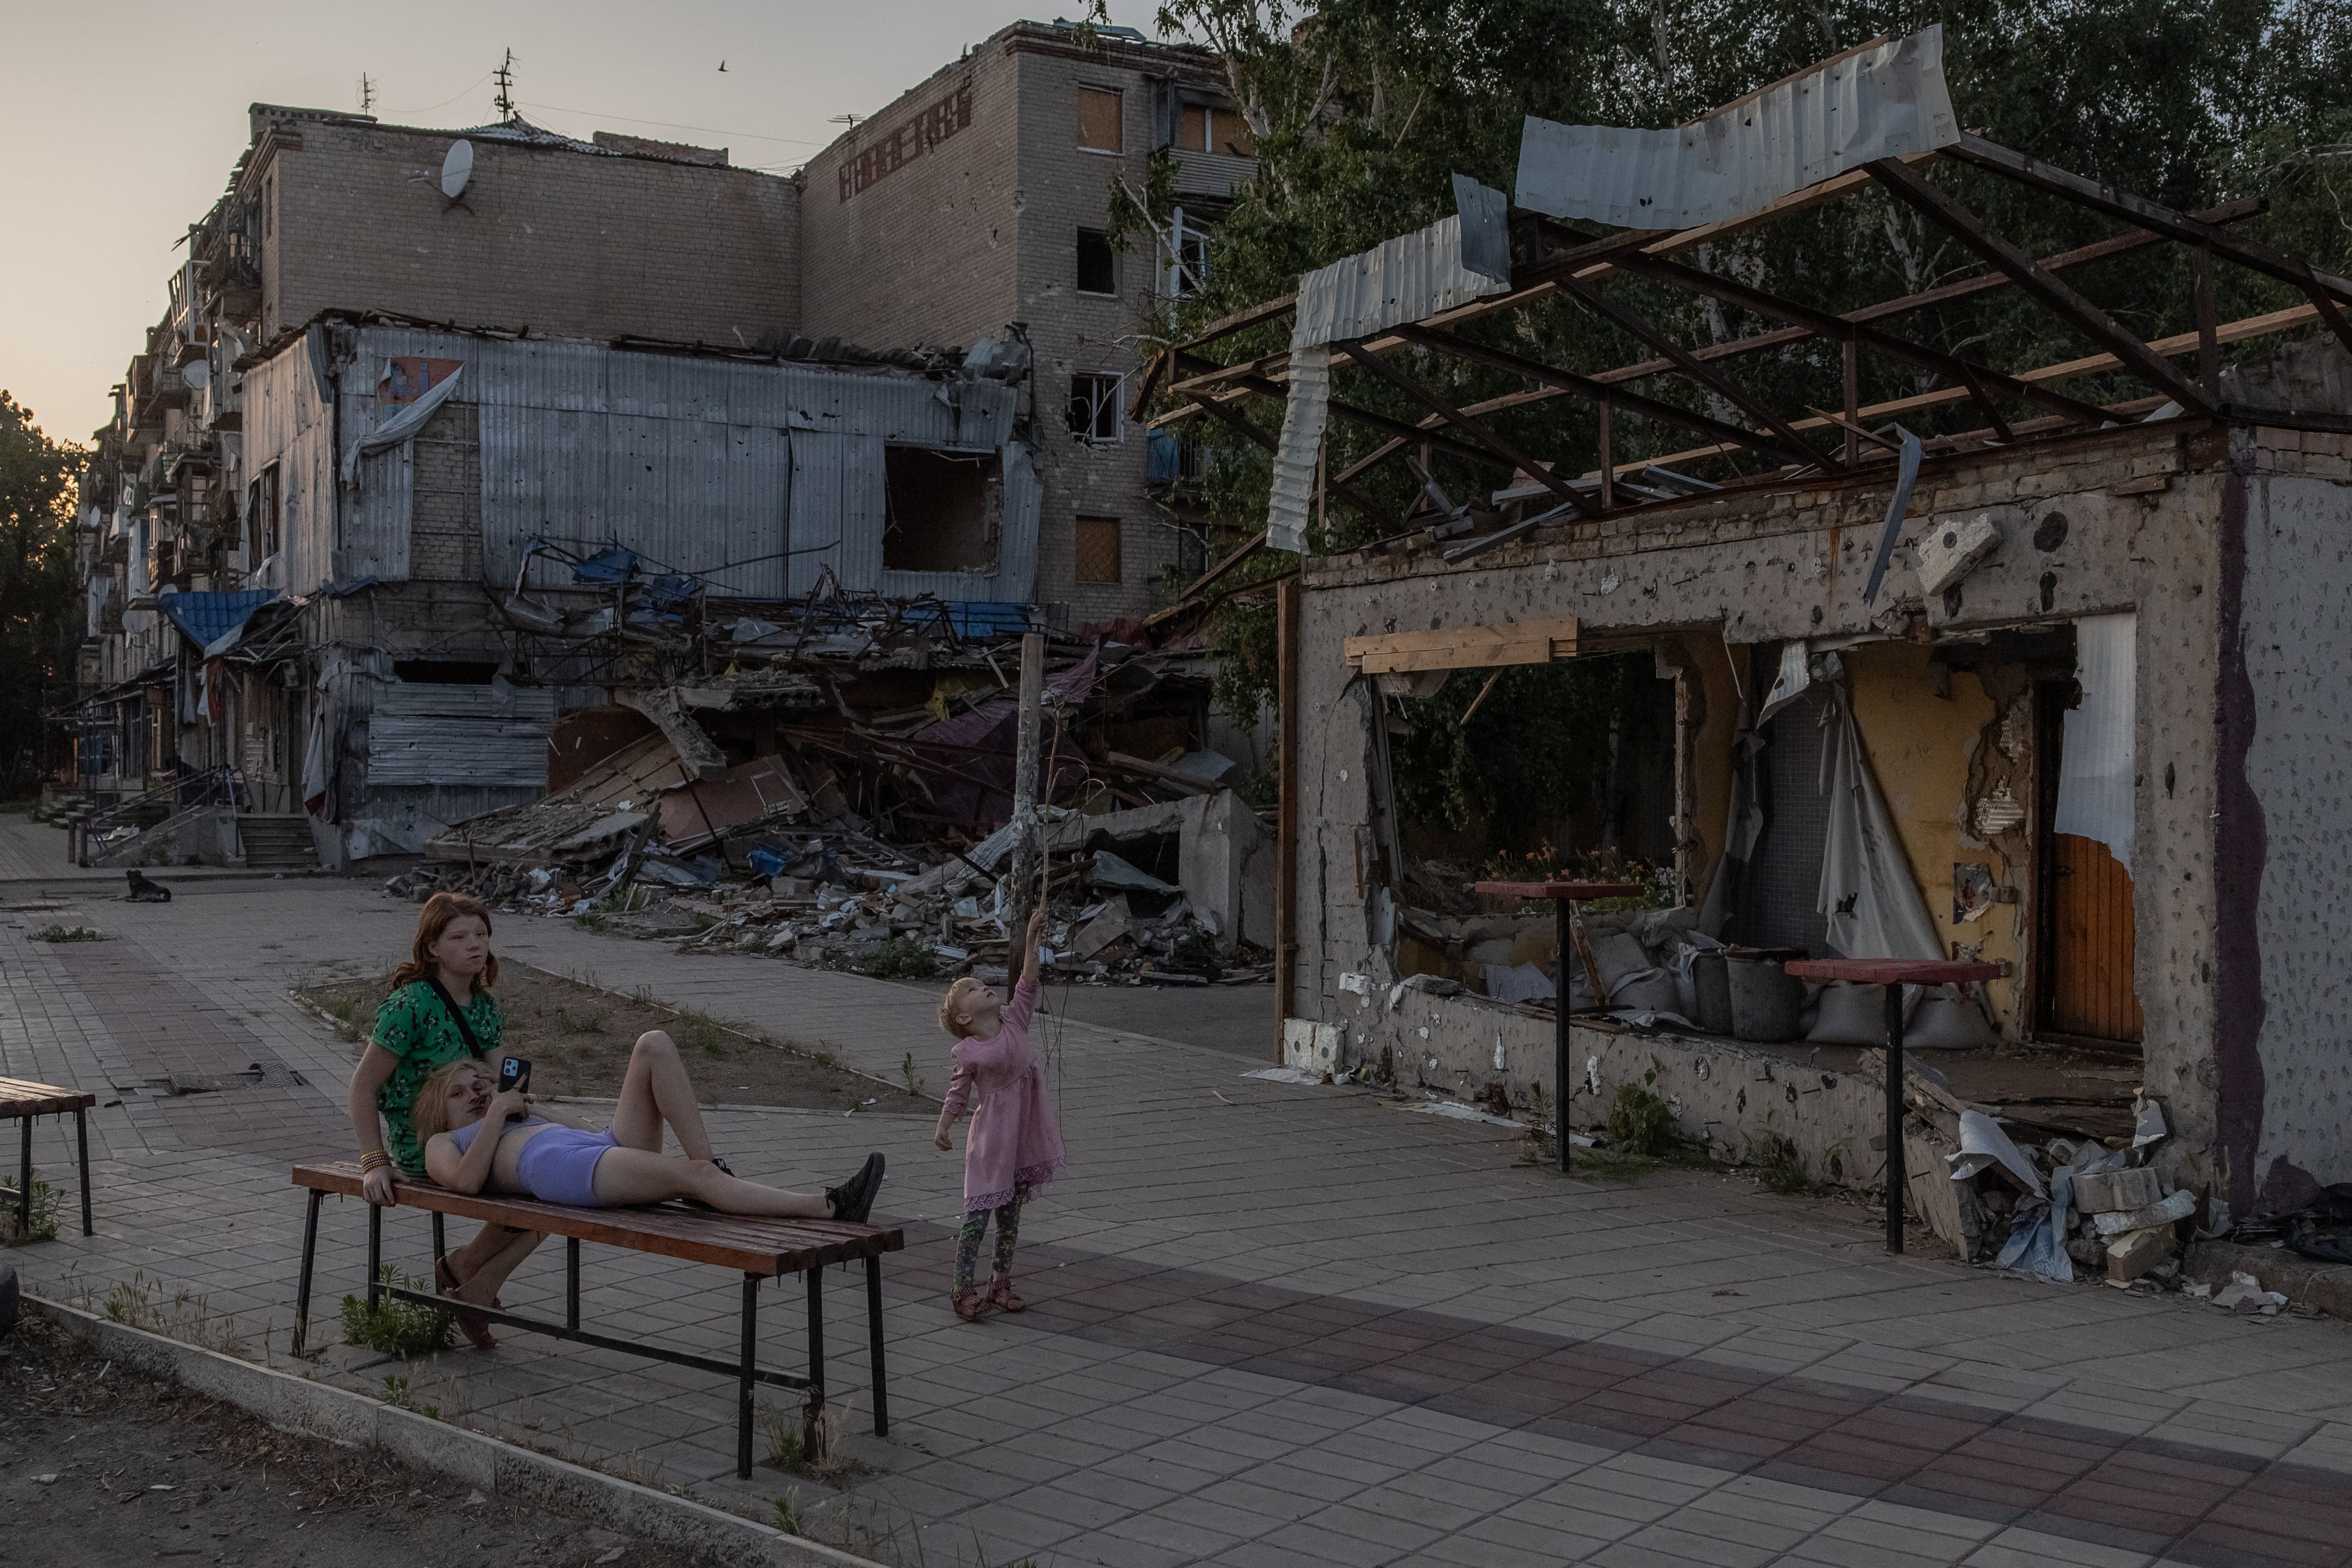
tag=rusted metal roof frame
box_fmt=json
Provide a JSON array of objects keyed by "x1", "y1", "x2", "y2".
[{"x1": 1150, "y1": 131, "x2": 2348, "y2": 529}]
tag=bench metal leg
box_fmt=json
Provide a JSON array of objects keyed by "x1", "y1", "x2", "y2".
[
  {"x1": 736, "y1": 1273, "x2": 760, "y2": 1480},
  {"x1": 431, "y1": 1211, "x2": 446, "y2": 1264},
  {"x1": 75, "y1": 1109, "x2": 92, "y2": 1237},
  {"x1": 806, "y1": 1264, "x2": 825, "y2": 1413},
  {"x1": 866, "y1": 1253, "x2": 888, "y2": 1436},
  {"x1": 566, "y1": 1237, "x2": 580, "y2": 1331},
  {"x1": 366, "y1": 1199, "x2": 383, "y2": 1309},
  {"x1": 292, "y1": 1188, "x2": 324, "y2": 1355},
  {"x1": 16, "y1": 1116, "x2": 29, "y2": 1239}
]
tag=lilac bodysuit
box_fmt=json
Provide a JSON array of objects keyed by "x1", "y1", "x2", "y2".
[{"x1": 450, "y1": 1114, "x2": 621, "y2": 1208}]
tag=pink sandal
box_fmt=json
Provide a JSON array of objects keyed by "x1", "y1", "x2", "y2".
[
  {"x1": 986, "y1": 1277, "x2": 1026, "y2": 1314},
  {"x1": 951, "y1": 1289, "x2": 993, "y2": 1323}
]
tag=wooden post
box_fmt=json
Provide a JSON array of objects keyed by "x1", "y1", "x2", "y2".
[
  {"x1": 2192, "y1": 245, "x2": 2220, "y2": 401},
  {"x1": 1842, "y1": 337, "x2": 1860, "y2": 468},
  {"x1": 1275, "y1": 577, "x2": 1302, "y2": 1061},
  {"x1": 1008, "y1": 631, "x2": 1045, "y2": 955},
  {"x1": 1597, "y1": 399, "x2": 1615, "y2": 512}
]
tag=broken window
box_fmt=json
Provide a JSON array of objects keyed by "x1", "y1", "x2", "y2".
[
  {"x1": 1167, "y1": 217, "x2": 1210, "y2": 297},
  {"x1": 1074, "y1": 515, "x2": 1123, "y2": 584},
  {"x1": 1076, "y1": 87, "x2": 1123, "y2": 153},
  {"x1": 252, "y1": 464, "x2": 280, "y2": 562},
  {"x1": 883, "y1": 447, "x2": 1002, "y2": 574},
  {"x1": 1178, "y1": 101, "x2": 1254, "y2": 157},
  {"x1": 1076, "y1": 229, "x2": 1118, "y2": 296},
  {"x1": 1065, "y1": 372, "x2": 1123, "y2": 443}
]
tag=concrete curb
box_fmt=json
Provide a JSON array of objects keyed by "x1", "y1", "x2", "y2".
[
  {"x1": 22, "y1": 1294, "x2": 883, "y2": 1568},
  {"x1": 2186, "y1": 1238, "x2": 2352, "y2": 1318}
]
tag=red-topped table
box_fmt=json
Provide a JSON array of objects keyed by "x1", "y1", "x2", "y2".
[
  {"x1": 1474, "y1": 882, "x2": 1645, "y2": 1174},
  {"x1": 1786, "y1": 958, "x2": 2003, "y2": 1252}
]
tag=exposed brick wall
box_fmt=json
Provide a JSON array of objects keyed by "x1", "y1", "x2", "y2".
[
  {"x1": 799, "y1": 29, "x2": 1233, "y2": 624},
  {"x1": 408, "y1": 401, "x2": 482, "y2": 584},
  {"x1": 262, "y1": 122, "x2": 800, "y2": 345}
]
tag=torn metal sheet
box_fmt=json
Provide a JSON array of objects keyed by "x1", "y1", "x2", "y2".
[
  {"x1": 1266, "y1": 344, "x2": 1329, "y2": 554},
  {"x1": 1515, "y1": 27, "x2": 1958, "y2": 229},
  {"x1": 1862, "y1": 426, "x2": 1923, "y2": 604},
  {"x1": 1452, "y1": 174, "x2": 1511, "y2": 285},
  {"x1": 1291, "y1": 214, "x2": 1511, "y2": 349}
]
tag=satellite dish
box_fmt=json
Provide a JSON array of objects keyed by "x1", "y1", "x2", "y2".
[
  {"x1": 441, "y1": 139, "x2": 474, "y2": 199},
  {"x1": 183, "y1": 360, "x2": 210, "y2": 391}
]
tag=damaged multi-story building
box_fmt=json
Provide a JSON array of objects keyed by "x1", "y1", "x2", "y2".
[
  {"x1": 66, "y1": 19, "x2": 1258, "y2": 869},
  {"x1": 1160, "y1": 31, "x2": 2352, "y2": 1235}
]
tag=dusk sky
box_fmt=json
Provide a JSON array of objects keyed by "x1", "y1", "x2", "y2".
[{"x1": 0, "y1": 1, "x2": 1170, "y2": 447}]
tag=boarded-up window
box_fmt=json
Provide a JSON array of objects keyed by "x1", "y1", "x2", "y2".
[
  {"x1": 1075, "y1": 515, "x2": 1123, "y2": 584},
  {"x1": 1077, "y1": 229, "x2": 1117, "y2": 295},
  {"x1": 884, "y1": 447, "x2": 1002, "y2": 573},
  {"x1": 1179, "y1": 102, "x2": 1254, "y2": 156},
  {"x1": 1077, "y1": 87, "x2": 1123, "y2": 153}
]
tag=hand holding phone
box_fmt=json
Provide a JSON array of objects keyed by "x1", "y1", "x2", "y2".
[{"x1": 497, "y1": 1056, "x2": 533, "y2": 1117}]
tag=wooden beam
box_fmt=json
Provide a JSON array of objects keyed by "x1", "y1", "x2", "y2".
[
  {"x1": 1948, "y1": 134, "x2": 2352, "y2": 307},
  {"x1": 1558, "y1": 272, "x2": 1842, "y2": 468},
  {"x1": 1345, "y1": 618, "x2": 1579, "y2": 674},
  {"x1": 1866, "y1": 158, "x2": 2211, "y2": 414},
  {"x1": 1337, "y1": 342, "x2": 1601, "y2": 518},
  {"x1": 1180, "y1": 392, "x2": 1389, "y2": 527},
  {"x1": 1389, "y1": 322, "x2": 1812, "y2": 467}
]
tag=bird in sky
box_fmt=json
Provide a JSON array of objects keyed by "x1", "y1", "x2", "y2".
[{"x1": 718, "y1": 60, "x2": 728, "y2": 71}]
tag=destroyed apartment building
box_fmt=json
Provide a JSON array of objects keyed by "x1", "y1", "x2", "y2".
[
  {"x1": 1154, "y1": 29, "x2": 2352, "y2": 1273},
  {"x1": 64, "y1": 33, "x2": 1273, "y2": 907}
]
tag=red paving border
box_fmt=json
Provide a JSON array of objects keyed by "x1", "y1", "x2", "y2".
[{"x1": 873, "y1": 1229, "x2": 2352, "y2": 1568}]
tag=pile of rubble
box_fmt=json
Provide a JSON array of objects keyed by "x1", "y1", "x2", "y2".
[{"x1": 387, "y1": 625, "x2": 1279, "y2": 988}]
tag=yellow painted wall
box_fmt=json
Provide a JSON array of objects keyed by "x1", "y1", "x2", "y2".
[{"x1": 1843, "y1": 641, "x2": 2027, "y2": 1033}]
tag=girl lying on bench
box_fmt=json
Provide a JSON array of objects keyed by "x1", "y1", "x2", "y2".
[{"x1": 414, "y1": 1029, "x2": 885, "y2": 1222}]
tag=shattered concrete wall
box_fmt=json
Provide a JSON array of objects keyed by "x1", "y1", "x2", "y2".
[
  {"x1": 2238, "y1": 432, "x2": 2352, "y2": 1204},
  {"x1": 1293, "y1": 421, "x2": 2236, "y2": 1175}
]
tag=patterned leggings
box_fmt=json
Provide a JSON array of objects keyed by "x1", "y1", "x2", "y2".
[{"x1": 952, "y1": 1181, "x2": 1029, "y2": 1296}]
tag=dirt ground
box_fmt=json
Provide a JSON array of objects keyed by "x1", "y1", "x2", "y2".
[
  {"x1": 0, "y1": 1312, "x2": 713, "y2": 1568},
  {"x1": 296, "y1": 964, "x2": 935, "y2": 1112}
]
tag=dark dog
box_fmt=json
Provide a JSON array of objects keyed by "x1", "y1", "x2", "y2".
[{"x1": 124, "y1": 869, "x2": 172, "y2": 903}]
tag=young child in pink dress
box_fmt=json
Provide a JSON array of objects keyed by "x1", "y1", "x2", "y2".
[{"x1": 934, "y1": 908, "x2": 1066, "y2": 1321}]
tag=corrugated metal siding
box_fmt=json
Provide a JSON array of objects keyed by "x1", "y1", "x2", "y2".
[
  {"x1": 366, "y1": 681, "x2": 555, "y2": 788},
  {"x1": 1515, "y1": 27, "x2": 1957, "y2": 229},
  {"x1": 1292, "y1": 216, "x2": 1509, "y2": 348},
  {"x1": 241, "y1": 341, "x2": 351, "y2": 594},
  {"x1": 342, "y1": 326, "x2": 1021, "y2": 600},
  {"x1": 1265, "y1": 346, "x2": 1331, "y2": 552}
]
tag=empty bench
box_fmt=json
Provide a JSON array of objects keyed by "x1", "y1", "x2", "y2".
[
  {"x1": 3, "y1": 1076, "x2": 96, "y2": 1239},
  {"x1": 289, "y1": 1161, "x2": 904, "y2": 1477}
]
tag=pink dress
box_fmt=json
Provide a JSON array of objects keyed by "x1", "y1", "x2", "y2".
[{"x1": 942, "y1": 976, "x2": 1067, "y2": 1212}]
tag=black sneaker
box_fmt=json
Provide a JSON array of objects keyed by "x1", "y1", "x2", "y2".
[{"x1": 826, "y1": 1154, "x2": 886, "y2": 1224}]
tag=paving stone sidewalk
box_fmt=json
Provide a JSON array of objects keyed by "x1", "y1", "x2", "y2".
[{"x1": 4, "y1": 873, "x2": 2351, "y2": 1568}]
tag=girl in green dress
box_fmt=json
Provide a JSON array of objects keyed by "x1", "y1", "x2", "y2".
[{"x1": 344, "y1": 891, "x2": 541, "y2": 1348}]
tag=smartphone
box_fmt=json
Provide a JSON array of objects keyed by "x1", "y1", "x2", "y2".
[{"x1": 497, "y1": 1057, "x2": 532, "y2": 1094}]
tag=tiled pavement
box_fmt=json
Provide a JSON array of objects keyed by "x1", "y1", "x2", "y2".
[{"x1": 3, "y1": 826, "x2": 2351, "y2": 1565}]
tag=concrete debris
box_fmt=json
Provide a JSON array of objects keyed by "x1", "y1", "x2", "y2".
[
  {"x1": 2091, "y1": 1189, "x2": 2198, "y2": 1237},
  {"x1": 383, "y1": 621, "x2": 1275, "y2": 990},
  {"x1": 2211, "y1": 1272, "x2": 2290, "y2": 1314}
]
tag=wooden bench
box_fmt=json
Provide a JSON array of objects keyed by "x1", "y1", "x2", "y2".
[
  {"x1": 2, "y1": 1077, "x2": 96, "y2": 1239},
  {"x1": 291, "y1": 1162, "x2": 904, "y2": 1477}
]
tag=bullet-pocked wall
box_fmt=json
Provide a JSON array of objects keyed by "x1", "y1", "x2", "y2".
[{"x1": 1291, "y1": 419, "x2": 2287, "y2": 1193}]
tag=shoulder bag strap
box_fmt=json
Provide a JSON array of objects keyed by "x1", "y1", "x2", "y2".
[{"x1": 424, "y1": 978, "x2": 486, "y2": 1059}]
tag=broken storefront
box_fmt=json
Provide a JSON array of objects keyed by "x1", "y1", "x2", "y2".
[{"x1": 1160, "y1": 29, "x2": 2352, "y2": 1274}]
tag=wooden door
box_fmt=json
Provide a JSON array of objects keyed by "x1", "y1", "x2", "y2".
[{"x1": 2046, "y1": 833, "x2": 2143, "y2": 1043}]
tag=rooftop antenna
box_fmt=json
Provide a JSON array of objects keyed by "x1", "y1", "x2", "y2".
[
  {"x1": 358, "y1": 73, "x2": 376, "y2": 113},
  {"x1": 830, "y1": 112, "x2": 863, "y2": 125},
  {"x1": 492, "y1": 48, "x2": 518, "y2": 120}
]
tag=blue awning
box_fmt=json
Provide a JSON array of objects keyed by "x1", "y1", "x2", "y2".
[{"x1": 157, "y1": 589, "x2": 281, "y2": 656}]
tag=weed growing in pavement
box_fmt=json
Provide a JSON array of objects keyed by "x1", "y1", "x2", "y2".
[
  {"x1": 760, "y1": 1399, "x2": 864, "y2": 1479},
  {"x1": 100, "y1": 1271, "x2": 249, "y2": 1355},
  {"x1": 0, "y1": 1169, "x2": 62, "y2": 1244},
  {"x1": 1752, "y1": 1133, "x2": 1814, "y2": 1194},
  {"x1": 1605, "y1": 1078, "x2": 1681, "y2": 1158},
  {"x1": 340, "y1": 1269, "x2": 455, "y2": 1356},
  {"x1": 773, "y1": 1492, "x2": 803, "y2": 1535},
  {"x1": 853, "y1": 937, "x2": 939, "y2": 979},
  {"x1": 378, "y1": 1374, "x2": 439, "y2": 1418},
  {"x1": 900, "y1": 1051, "x2": 925, "y2": 1096},
  {"x1": 29, "y1": 924, "x2": 104, "y2": 942},
  {"x1": 674, "y1": 1008, "x2": 724, "y2": 1054}
]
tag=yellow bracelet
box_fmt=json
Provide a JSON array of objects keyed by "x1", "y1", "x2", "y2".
[{"x1": 358, "y1": 1151, "x2": 392, "y2": 1172}]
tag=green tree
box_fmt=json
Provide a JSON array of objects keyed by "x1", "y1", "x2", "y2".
[{"x1": 0, "y1": 393, "x2": 84, "y2": 796}]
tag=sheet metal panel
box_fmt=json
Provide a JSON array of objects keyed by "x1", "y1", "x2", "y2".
[
  {"x1": 366, "y1": 681, "x2": 555, "y2": 788},
  {"x1": 241, "y1": 341, "x2": 352, "y2": 594},
  {"x1": 1291, "y1": 216, "x2": 1509, "y2": 349},
  {"x1": 1265, "y1": 345, "x2": 1331, "y2": 553},
  {"x1": 1516, "y1": 27, "x2": 1957, "y2": 229},
  {"x1": 342, "y1": 326, "x2": 1014, "y2": 598}
]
